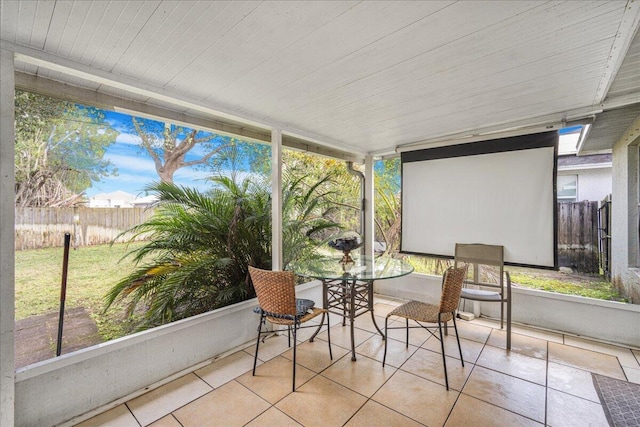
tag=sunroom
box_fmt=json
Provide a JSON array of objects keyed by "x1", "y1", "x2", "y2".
[{"x1": 1, "y1": 1, "x2": 640, "y2": 426}]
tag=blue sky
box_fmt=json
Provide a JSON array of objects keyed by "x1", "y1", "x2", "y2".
[{"x1": 86, "y1": 111, "x2": 219, "y2": 197}]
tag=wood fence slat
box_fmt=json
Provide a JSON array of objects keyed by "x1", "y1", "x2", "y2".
[
  {"x1": 557, "y1": 200, "x2": 599, "y2": 273},
  {"x1": 15, "y1": 207, "x2": 155, "y2": 250}
]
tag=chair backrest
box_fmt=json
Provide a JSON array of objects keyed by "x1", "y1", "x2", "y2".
[
  {"x1": 249, "y1": 266, "x2": 297, "y2": 316},
  {"x1": 454, "y1": 243, "x2": 504, "y2": 288},
  {"x1": 439, "y1": 266, "x2": 468, "y2": 313},
  {"x1": 454, "y1": 243, "x2": 503, "y2": 266}
]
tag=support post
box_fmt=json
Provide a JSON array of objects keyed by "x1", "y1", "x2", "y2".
[
  {"x1": 364, "y1": 155, "x2": 375, "y2": 258},
  {"x1": 0, "y1": 47, "x2": 16, "y2": 427},
  {"x1": 271, "y1": 129, "x2": 283, "y2": 271}
]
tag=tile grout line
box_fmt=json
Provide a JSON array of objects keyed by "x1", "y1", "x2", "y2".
[
  {"x1": 124, "y1": 402, "x2": 143, "y2": 427},
  {"x1": 544, "y1": 336, "x2": 550, "y2": 427}
]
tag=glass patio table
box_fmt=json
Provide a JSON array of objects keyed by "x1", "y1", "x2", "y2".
[{"x1": 291, "y1": 254, "x2": 414, "y2": 361}]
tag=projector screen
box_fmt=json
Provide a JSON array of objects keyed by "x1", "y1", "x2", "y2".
[{"x1": 400, "y1": 131, "x2": 558, "y2": 268}]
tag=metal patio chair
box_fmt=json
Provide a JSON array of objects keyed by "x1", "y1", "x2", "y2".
[{"x1": 454, "y1": 243, "x2": 512, "y2": 349}]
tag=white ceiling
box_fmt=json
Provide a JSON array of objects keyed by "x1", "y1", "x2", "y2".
[{"x1": 1, "y1": 0, "x2": 639, "y2": 157}]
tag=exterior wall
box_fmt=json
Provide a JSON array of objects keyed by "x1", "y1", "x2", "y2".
[
  {"x1": 611, "y1": 129, "x2": 640, "y2": 302},
  {"x1": 0, "y1": 48, "x2": 16, "y2": 427},
  {"x1": 558, "y1": 168, "x2": 611, "y2": 202},
  {"x1": 375, "y1": 274, "x2": 640, "y2": 347}
]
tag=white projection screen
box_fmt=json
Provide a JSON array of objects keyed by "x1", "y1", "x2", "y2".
[{"x1": 401, "y1": 131, "x2": 558, "y2": 268}]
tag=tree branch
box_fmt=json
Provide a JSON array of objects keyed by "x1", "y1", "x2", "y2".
[{"x1": 133, "y1": 118, "x2": 164, "y2": 171}]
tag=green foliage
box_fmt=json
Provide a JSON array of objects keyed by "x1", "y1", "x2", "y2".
[
  {"x1": 283, "y1": 151, "x2": 362, "y2": 235},
  {"x1": 104, "y1": 173, "x2": 341, "y2": 330},
  {"x1": 240, "y1": 141, "x2": 272, "y2": 175},
  {"x1": 405, "y1": 255, "x2": 453, "y2": 276},
  {"x1": 374, "y1": 158, "x2": 401, "y2": 253},
  {"x1": 14, "y1": 90, "x2": 119, "y2": 207}
]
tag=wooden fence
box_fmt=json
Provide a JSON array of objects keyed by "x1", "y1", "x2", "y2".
[
  {"x1": 15, "y1": 207, "x2": 155, "y2": 250},
  {"x1": 17, "y1": 203, "x2": 601, "y2": 273},
  {"x1": 557, "y1": 201, "x2": 599, "y2": 273}
]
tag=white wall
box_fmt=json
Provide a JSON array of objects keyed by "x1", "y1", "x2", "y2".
[
  {"x1": 0, "y1": 48, "x2": 16, "y2": 427},
  {"x1": 611, "y1": 124, "x2": 640, "y2": 302},
  {"x1": 558, "y1": 167, "x2": 611, "y2": 202},
  {"x1": 375, "y1": 273, "x2": 640, "y2": 347}
]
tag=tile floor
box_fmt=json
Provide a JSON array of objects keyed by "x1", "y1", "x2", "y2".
[{"x1": 76, "y1": 296, "x2": 640, "y2": 427}]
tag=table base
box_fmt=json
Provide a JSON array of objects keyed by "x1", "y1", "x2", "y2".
[{"x1": 310, "y1": 278, "x2": 384, "y2": 361}]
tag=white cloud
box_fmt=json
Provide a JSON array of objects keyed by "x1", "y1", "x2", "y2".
[
  {"x1": 106, "y1": 153, "x2": 156, "y2": 173},
  {"x1": 116, "y1": 132, "x2": 143, "y2": 145},
  {"x1": 173, "y1": 168, "x2": 211, "y2": 180}
]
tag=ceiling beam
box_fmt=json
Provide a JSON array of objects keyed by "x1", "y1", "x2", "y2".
[
  {"x1": 2, "y1": 40, "x2": 265, "y2": 127},
  {"x1": 592, "y1": 1, "x2": 640, "y2": 104},
  {"x1": 395, "y1": 88, "x2": 640, "y2": 153},
  {"x1": 15, "y1": 72, "x2": 364, "y2": 163},
  {"x1": 15, "y1": 72, "x2": 272, "y2": 144},
  {"x1": 283, "y1": 135, "x2": 364, "y2": 163},
  {"x1": 3, "y1": 40, "x2": 367, "y2": 161}
]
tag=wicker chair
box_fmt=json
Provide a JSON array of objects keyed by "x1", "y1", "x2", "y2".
[
  {"x1": 249, "y1": 266, "x2": 332, "y2": 392},
  {"x1": 382, "y1": 266, "x2": 467, "y2": 390}
]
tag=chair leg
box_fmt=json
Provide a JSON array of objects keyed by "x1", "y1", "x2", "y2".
[
  {"x1": 383, "y1": 316, "x2": 389, "y2": 367},
  {"x1": 506, "y1": 300, "x2": 512, "y2": 350},
  {"x1": 405, "y1": 318, "x2": 409, "y2": 348},
  {"x1": 452, "y1": 312, "x2": 464, "y2": 367},
  {"x1": 253, "y1": 313, "x2": 264, "y2": 376},
  {"x1": 438, "y1": 316, "x2": 449, "y2": 391},
  {"x1": 287, "y1": 325, "x2": 291, "y2": 347},
  {"x1": 292, "y1": 321, "x2": 298, "y2": 392},
  {"x1": 326, "y1": 312, "x2": 333, "y2": 360}
]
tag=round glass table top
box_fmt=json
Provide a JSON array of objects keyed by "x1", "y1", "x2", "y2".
[{"x1": 291, "y1": 254, "x2": 414, "y2": 281}]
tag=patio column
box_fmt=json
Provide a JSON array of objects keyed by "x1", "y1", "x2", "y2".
[
  {"x1": 364, "y1": 155, "x2": 375, "y2": 258},
  {"x1": 0, "y1": 47, "x2": 16, "y2": 426},
  {"x1": 271, "y1": 129, "x2": 283, "y2": 270}
]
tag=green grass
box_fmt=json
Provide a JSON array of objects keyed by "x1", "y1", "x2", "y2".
[
  {"x1": 508, "y1": 271, "x2": 626, "y2": 301},
  {"x1": 406, "y1": 255, "x2": 626, "y2": 302},
  {"x1": 15, "y1": 242, "x2": 144, "y2": 341}
]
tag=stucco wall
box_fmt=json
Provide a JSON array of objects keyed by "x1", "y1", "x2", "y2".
[
  {"x1": 0, "y1": 47, "x2": 16, "y2": 427},
  {"x1": 558, "y1": 168, "x2": 611, "y2": 202},
  {"x1": 375, "y1": 274, "x2": 640, "y2": 347},
  {"x1": 611, "y1": 133, "x2": 640, "y2": 302}
]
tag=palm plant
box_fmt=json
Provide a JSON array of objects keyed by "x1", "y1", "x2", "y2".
[{"x1": 105, "y1": 173, "x2": 340, "y2": 330}]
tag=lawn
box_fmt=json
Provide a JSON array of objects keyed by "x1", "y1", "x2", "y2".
[
  {"x1": 508, "y1": 267, "x2": 626, "y2": 301},
  {"x1": 15, "y1": 242, "x2": 144, "y2": 341},
  {"x1": 407, "y1": 255, "x2": 625, "y2": 301}
]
